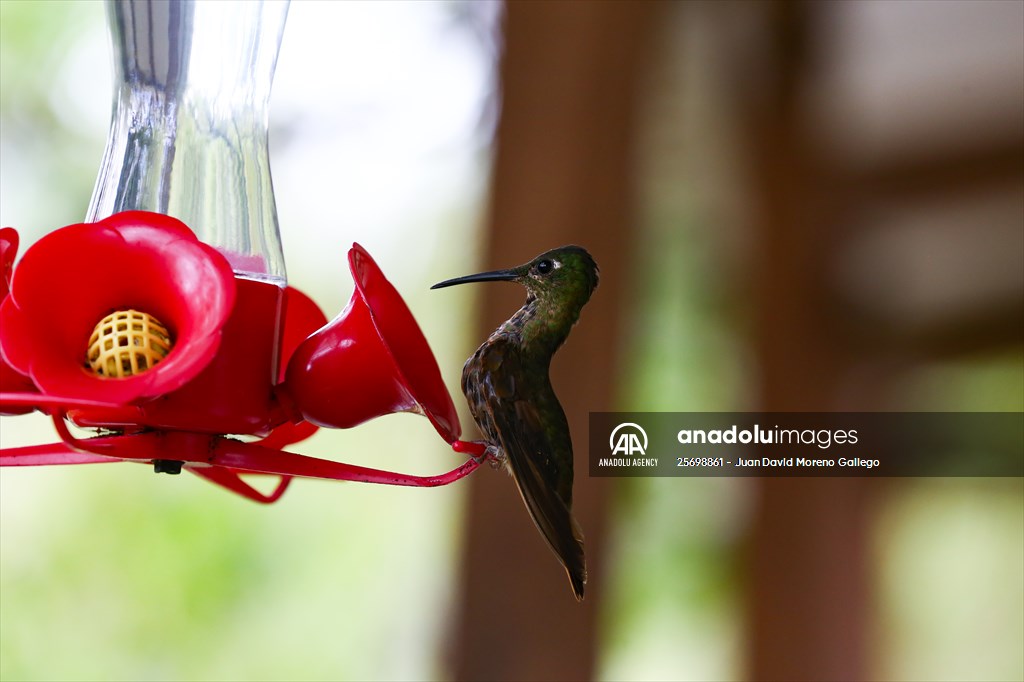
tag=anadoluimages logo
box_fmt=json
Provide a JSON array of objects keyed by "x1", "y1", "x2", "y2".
[{"x1": 609, "y1": 422, "x2": 648, "y2": 456}]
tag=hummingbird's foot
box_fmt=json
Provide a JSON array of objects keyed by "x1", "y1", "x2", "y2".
[
  {"x1": 471, "y1": 443, "x2": 504, "y2": 466},
  {"x1": 484, "y1": 445, "x2": 506, "y2": 470},
  {"x1": 454, "y1": 440, "x2": 505, "y2": 467}
]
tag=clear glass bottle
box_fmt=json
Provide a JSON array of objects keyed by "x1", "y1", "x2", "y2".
[
  {"x1": 87, "y1": 0, "x2": 289, "y2": 283},
  {"x1": 83, "y1": 0, "x2": 292, "y2": 435}
]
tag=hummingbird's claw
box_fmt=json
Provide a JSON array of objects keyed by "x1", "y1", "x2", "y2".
[
  {"x1": 470, "y1": 443, "x2": 504, "y2": 467},
  {"x1": 485, "y1": 444, "x2": 506, "y2": 470},
  {"x1": 460, "y1": 441, "x2": 504, "y2": 467}
]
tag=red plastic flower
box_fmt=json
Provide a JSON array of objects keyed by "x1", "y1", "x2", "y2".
[
  {"x1": 0, "y1": 227, "x2": 16, "y2": 301},
  {"x1": 283, "y1": 243, "x2": 461, "y2": 443},
  {"x1": 0, "y1": 228, "x2": 37, "y2": 411},
  {"x1": 0, "y1": 212, "x2": 236, "y2": 405}
]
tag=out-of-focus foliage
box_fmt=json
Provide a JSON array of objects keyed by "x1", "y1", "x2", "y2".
[{"x1": 0, "y1": 1, "x2": 106, "y2": 239}]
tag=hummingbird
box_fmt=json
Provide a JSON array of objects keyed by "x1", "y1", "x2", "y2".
[{"x1": 432, "y1": 245, "x2": 599, "y2": 601}]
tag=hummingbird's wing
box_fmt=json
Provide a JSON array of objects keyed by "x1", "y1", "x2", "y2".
[
  {"x1": 502, "y1": 404, "x2": 588, "y2": 601},
  {"x1": 468, "y1": 338, "x2": 587, "y2": 600}
]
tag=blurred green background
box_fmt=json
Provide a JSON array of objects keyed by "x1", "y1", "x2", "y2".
[{"x1": 1, "y1": 2, "x2": 1022, "y2": 681}]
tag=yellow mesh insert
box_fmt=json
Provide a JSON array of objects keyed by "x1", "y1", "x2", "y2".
[{"x1": 86, "y1": 309, "x2": 173, "y2": 378}]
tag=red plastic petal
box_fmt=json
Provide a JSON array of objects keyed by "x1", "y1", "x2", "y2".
[
  {"x1": 283, "y1": 244, "x2": 462, "y2": 442},
  {"x1": 350, "y1": 243, "x2": 461, "y2": 442},
  {"x1": 0, "y1": 213, "x2": 236, "y2": 405},
  {"x1": 278, "y1": 286, "x2": 329, "y2": 384},
  {"x1": 0, "y1": 227, "x2": 17, "y2": 300},
  {"x1": 0, "y1": 227, "x2": 36, "y2": 414}
]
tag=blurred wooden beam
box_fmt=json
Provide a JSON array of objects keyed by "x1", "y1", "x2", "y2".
[
  {"x1": 843, "y1": 137, "x2": 1024, "y2": 201},
  {"x1": 448, "y1": 2, "x2": 659, "y2": 681},
  {"x1": 848, "y1": 301, "x2": 1024, "y2": 360},
  {"x1": 734, "y1": 3, "x2": 871, "y2": 681}
]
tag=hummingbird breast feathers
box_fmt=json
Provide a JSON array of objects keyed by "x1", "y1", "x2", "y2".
[{"x1": 461, "y1": 333, "x2": 587, "y2": 600}]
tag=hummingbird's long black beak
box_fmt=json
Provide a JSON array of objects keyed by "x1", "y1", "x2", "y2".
[{"x1": 430, "y1": 268, "x2": 519, "y2": 289}]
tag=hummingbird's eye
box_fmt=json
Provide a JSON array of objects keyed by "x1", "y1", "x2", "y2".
[{"x1": 536, "y1": 259, "x2": 553, "y2": 275}]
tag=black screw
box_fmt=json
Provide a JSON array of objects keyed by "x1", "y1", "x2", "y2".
[{"x1": 153, "y1": 459, "x2": 184, "y2": 475}]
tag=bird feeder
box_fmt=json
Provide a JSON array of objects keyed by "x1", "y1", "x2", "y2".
[{"x1": 0, "y1": 0, "x2": 485, "y2": 503}]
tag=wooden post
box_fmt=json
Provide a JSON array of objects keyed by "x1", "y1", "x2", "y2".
[{"x1": 735, "y1": 3, "x2": 870, "y2": 680}]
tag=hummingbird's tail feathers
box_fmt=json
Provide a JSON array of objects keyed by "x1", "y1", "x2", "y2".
[
  {"x1": 511, "y1": 451, "x2": 588, "y2": 601},
  {"x1": 567, "y1": 511, "x2": 587, "y2": 601}
]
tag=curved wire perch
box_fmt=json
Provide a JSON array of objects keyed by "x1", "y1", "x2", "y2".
[
  {"x1": 188, "y1": 466, "x2": 293, "y2": 504},
  {"x1": 0, "y1": 410, "x2": 486, "y2": 502},
  {"x1": 0, "y1": 392, "x2": 125, "y2": 411},
  {"x1": 0, "y1": 441, "x2": 119, "y2": 466},
  {"x1": 210, "y1": 438, "x2": 484, "y2": 488}
]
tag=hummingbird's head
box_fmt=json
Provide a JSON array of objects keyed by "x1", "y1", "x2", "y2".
[{"x1": 431, "y1": 245, "x2": 599, "y2": 310}]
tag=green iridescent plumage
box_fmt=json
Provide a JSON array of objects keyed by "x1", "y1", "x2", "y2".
[{"x1": 432, "y1": 246, "x2": 599, "y2": 600}]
